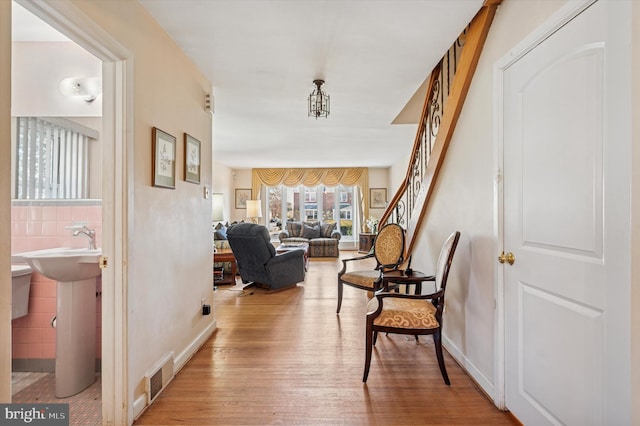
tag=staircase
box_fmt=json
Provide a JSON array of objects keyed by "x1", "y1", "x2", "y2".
[{"x1": 380, "y1": 0, "x2": 502, "y2": 255}]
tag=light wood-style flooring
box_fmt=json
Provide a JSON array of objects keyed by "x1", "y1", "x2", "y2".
[{"x1": 135, "y1": 252, "x2": 519, "y2": 425}]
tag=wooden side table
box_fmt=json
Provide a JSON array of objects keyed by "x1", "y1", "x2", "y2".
[
  {"x1": 213, "y1": 249, "x2": 237, "y2": 285},
  {"x1": 359, "y1": 233, "x2": 376, "y2": 253},
  {"x1": 381, "y1": 270, "x2": 435, "y2": 295}
]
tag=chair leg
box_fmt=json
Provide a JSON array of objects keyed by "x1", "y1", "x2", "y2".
[
  {"x1": 363, "y1": 322, "x2": 374, "y2": 382},
  {"x1": 337, "y1": 281, "x2": 343, "y2": 313},
  {"x1": 373, "y1": 330, "x2": 378, "y2": 346},
  {"x1": 433, "y1": 331, "x2": 450, "y2": 385}
]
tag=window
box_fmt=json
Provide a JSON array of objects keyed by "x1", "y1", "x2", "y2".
[
  {"x1": 14, "y1": 117, "x2": 98, "y2": 199},
  {"x1": 340, "y1": 209, "x2": 352, "y2": 220},
  {"x1": 303, "y1": 186, "x2": 318, "y2": 221},
  {"x1": 266, "y1": 184, "x2": 358, "y2": 240},
  {"x1": 304, "y1": 189, "x2": 316, "y2": 202}
]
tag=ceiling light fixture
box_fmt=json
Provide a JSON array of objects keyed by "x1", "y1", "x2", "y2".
[
  {"x1": 308, "y1": 79, "x2": 329, "y2": 119},
  {"x1": 59, "y1": 77, "x2": 102, "y2": 102}
]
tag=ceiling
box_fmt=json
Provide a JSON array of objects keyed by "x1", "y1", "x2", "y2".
[{"x1": 13, "y1": 0, "x2": 484, "y2": 169}]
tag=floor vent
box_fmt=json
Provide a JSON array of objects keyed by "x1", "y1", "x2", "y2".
[{"x1": 145, "y1": 352, "x2": 174, "y2": 405}]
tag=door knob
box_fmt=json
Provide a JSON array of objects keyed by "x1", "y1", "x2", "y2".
[{"x1": 498, "y1": 251, "x2": 515, "y2": 265}]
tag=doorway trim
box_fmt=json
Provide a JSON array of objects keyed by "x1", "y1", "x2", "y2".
[
  {"x1": 492, "y1": 0, "x2": 596, "y2": 412},
  {"x1": 15, "y1": 0, "x2": 132, "y2": 423}
]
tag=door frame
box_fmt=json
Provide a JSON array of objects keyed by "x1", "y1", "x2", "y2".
[
  {"x1": 15, "y1": 0, "x2": 132, "y2": 423},
  {"x1": 492, "y1": 0, "x2": 597, "y2": 411}
]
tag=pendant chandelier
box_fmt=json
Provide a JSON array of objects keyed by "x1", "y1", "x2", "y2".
[{"x1": 308, "y1": 79, "x2": 330, "y2": 119}]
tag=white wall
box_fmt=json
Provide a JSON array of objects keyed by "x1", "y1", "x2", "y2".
[
  {"x1": 12, "y1": 41, "x2": 102, "y2": 117},
  {"x1": 367, "y1": 167, "x2": 388, "y2": 221},
  {"x1": 389, "y1": 151, "x2": 410, "y2": 196},
  {"x1": 396, "y1": 0, "x2": 568, "y2": 397},
  {"x1": 230, "y1": 168, "x2": 252, "y2": 222},
  {"x1": 63, "y1": 0, "x2": 214, "y2": 421}
]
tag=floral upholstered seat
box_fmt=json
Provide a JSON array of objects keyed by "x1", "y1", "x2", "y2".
[{"x1": 367, "y1": 297, "x2": 439, "y2": 329}]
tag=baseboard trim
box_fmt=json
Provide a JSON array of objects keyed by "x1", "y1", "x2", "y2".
[
  {"x1": 11, "y1": 358, "x2": 55, "y2": 373},
  {"x1": 174, "y1": 320, "x2": 217, "y2": 373},
  {"x1": 443, "y1": 335, "x2": 496, "y2": 404},
  {"x1": 133, "y1": 319, "x2": 217, "y2": 421}
]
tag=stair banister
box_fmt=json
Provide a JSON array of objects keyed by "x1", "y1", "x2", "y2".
[{"x1": 380, "y1": 0, "x2": 502, "y2": 256}]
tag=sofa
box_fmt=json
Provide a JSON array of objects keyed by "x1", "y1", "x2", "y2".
[{"x1": 278, "y1": 221, "x2": 341, "y2": 257}]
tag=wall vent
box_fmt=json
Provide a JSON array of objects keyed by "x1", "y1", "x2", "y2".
[{"x1": 144, "y1": 352, "x2": 174, "y2": 405}]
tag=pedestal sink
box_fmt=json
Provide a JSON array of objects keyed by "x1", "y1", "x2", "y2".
[{"x1": 15, "y1": 247, "x2": 101, "y2": 398}]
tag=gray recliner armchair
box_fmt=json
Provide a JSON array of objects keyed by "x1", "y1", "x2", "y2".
[{"x1": 227, "y1": 223, "x2": 306, "y2": 291}]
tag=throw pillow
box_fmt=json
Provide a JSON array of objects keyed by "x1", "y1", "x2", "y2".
[
  {"x1": 287, "y1": 222, "x2": 304, "y2": 237},
  {"x1": 214, "y1": 223, "x2": 227, "y2": 240},
  {"x1": 302, "y1": 224, "x2": 320, "y2": 239},
  {"x1": 320, "y1": 222, "x2": 337, "y2": 238}
]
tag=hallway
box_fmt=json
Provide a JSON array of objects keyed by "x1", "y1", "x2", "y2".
[{"x1": 135, "y1": 253, "x2": 518, "y2": 425}]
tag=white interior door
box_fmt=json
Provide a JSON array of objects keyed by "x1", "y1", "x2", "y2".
[{"x1": 502, "y1": 1, "x2": 631, "y2": 424}]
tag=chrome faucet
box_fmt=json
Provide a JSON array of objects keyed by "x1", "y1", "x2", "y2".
[{"x1": 73, "y1": 225, "x2": 97, "y2": 250}]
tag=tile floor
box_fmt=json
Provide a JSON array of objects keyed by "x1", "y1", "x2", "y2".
[{"x1": 12, "y1": 372, "x2": 102, "y2": 426}]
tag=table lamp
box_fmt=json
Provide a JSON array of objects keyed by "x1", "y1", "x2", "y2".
[{"x1": 246, "y1": 200, "x2": 262, "y2": 224}]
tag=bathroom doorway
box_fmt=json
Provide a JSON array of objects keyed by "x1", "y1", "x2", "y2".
[
  {"x1": 10, "y1": 2, "x2": 103, "y2": 422},
  {"x1": 8, "y1": 1, "x2": 128, "y2": 423}
]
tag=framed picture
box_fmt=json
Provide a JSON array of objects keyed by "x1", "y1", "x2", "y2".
[
  {"x1": 152, "y1": 127, "x2": 176, "y2": 189},
  {"x1": 235, "y1": 188, "x2": 251, "y2": 209},
  {"x1": 370, "y1": 188, "x2": 387, "y2": 208},
  {"x1": 184, "y1": 133, "x2": 201, "y2": 184}
]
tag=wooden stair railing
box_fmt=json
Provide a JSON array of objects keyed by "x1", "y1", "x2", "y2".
[{"x1": 380, "y1": 0, "x2": 502, "y2": 256}]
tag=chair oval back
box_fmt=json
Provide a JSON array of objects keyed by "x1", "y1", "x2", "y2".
[
  {"x1": 435, "y1": 231, "x2": 461, "y2": 293},
  {"x1": 374, "y1": 223, "x2": 405, "y2": 267}
]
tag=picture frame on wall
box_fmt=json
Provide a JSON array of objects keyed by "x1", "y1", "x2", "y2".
[
  {"x1": 152, "y1": 127, "x2": 176, "y2": 189},
  {"x1": 370, "y1": 188, "x2": 387, "y2": 208},
  {"x1": 235, "y1": 188, "x2": 251, "y2": 209},
  {"x1": 184, "y1": 133, "x2": 201, "y2": 184}
]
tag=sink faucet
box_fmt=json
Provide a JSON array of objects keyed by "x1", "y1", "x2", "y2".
[{"x1": 73, "y1": 225, "x2": 97, "y2": 250}]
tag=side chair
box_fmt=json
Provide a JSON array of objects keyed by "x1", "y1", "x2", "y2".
[
  {"x1": 337, "y1": 223, "x2": 405, "y2": 313},
  {"x1": 363, "y1": 231, "x2": 460, "y2": 385}
]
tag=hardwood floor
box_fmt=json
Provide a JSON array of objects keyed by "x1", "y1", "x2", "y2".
[{"x1": 135, "y1": 252, "x2": 519, "y2": 425}]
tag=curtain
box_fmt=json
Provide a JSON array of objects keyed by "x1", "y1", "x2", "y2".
[{"x1": 252, "y1": 167, "x2": 370, "y2": 230}]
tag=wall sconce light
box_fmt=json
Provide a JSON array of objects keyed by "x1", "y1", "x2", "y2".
[
  {"x1": 59, "y1": 77, "x2": 102, "y2": 102},
  {"x1": 246, "y1": 200, "x2": 262, "y2": 224},
  {"x1": 308, "y1": 79, "x2": 330, "y2": 119}
]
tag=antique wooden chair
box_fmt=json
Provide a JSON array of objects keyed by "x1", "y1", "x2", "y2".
[
  {"x1": 336, "y1": 223, "x2": 405, "y2": 313},
  {"x1": 363, "y1": 231, "x2": 460, "y2": 385}
]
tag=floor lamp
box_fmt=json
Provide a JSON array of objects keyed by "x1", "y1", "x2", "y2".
[{"x1": 246, "y1": 200, "x2": 262, "y2": 224}]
